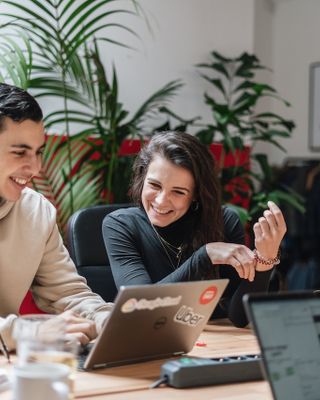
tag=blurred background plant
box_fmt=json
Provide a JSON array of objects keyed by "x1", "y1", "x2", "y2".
[
  {"x1": 196, "y1": 51, "x2": 304, "y2": 222},
  {"x1": 0, "y1": 0, "x2": 182, "y2": 232}
]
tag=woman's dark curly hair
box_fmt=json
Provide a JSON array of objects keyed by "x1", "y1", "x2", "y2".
[{"x1": 130, "y1": 131, "x2": 224, "y2": 250}]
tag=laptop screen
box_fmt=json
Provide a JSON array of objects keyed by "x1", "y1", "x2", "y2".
[{"x1": 245, "y1": 293, "x2": 320, "y2": 400}]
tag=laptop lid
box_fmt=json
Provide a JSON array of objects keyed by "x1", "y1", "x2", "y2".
[
  {"x1": 84, "y1": 279, "x2": 228, "y2": 369},
  {"x1": 243, "y1": 291, "x2": 320, "y2": 400}
]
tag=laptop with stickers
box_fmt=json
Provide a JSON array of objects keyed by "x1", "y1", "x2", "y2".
[
  {"x1": 243, "y1": 291, "x2": 320, "y2": 400},
  {"x1": 81, "y1": 279, "x2": 228, "y2": 370}
]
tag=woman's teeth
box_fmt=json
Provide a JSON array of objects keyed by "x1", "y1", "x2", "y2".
[{"x1": 152, "y1": 206, "x2": 170, "y2": 214}]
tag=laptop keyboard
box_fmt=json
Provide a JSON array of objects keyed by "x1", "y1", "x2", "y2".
[{"x1": 77, "y1": 342, "x2": 94, "y2": 370}]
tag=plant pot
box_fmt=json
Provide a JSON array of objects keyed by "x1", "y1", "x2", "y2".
[
  {"x1": 209, "y1": 143, "x2": 251, "y2": 209},
  {"x1": 119, "y1": 139, "x2": 143, "y2": 156}
]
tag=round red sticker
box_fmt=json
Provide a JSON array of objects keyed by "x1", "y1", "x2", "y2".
[{"x1": 199, "y1": 286, "x2": 218, "y2": 304}]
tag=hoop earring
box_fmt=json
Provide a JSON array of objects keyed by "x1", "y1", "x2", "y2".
[{"x1": 191, "y1": 201, "x2": 199, "y2": 212}]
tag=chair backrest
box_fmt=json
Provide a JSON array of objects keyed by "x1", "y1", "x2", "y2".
[{"x1": 66, "y1": 204, "x2": 131, "y2": 302}]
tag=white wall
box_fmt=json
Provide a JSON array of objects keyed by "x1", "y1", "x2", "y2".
[
  {"x1": 252, "y1": 0, "x2": 275, "y2": 158},
  {"x1": 266, "y1": 0, "x2": 320, "y2": 164},
  {"x1": 100, "y1": 0, "x2": 256, "y2": 131}
]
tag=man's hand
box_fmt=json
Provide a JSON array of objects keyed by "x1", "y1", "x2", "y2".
[{"x1": 60, "y1": 310, "x2": 97, "y2": 345}]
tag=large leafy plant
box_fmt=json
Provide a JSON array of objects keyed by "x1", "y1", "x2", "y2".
[
  {"x1": 0, "y1": 0, "x2": 182, "y2": 232},
  {"x1": 195, "y1": 51, "x2": 304, "y2": 222}
]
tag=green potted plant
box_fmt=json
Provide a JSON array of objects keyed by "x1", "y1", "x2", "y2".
[
  {"x1": 0, "y1": 0, "x2": 182, "y2": 233},
  {"x1": 195, "y1": 51, "x2": 304, "y2": 223}
]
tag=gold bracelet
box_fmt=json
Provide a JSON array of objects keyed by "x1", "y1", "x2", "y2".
[{"x1": 253, "y1": 249, "x2": 281, "y2": 266}]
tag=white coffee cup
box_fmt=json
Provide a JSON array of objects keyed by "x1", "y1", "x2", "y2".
[{"x1": 12, "y1": 363, "x2": 70, "y2": 400}]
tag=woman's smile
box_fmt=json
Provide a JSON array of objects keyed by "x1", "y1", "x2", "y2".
[{"x1": 141, "y1": 154, "x2": 195, "y2": 227}]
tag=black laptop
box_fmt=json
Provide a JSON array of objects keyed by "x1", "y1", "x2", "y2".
[
  {"x1": 81, "y1": 279, "x2": 228, "y2": 370},
  {"x1": 243, "y1": 291, "x2": 320, "y2": 400}
]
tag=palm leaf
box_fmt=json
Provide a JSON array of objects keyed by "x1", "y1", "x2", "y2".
[
  {"x1": 131, "y1": 80, "x2": 184, "y2": 125},
  {"x1": 32, "y1": 134, "x2": 101, "y2": 233},
  {"x1": 0, "y1": 34, "x2": 33, "y2": 88}
]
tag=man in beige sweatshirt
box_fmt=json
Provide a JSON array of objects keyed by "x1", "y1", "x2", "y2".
[{"x1": 0, "y1": 83, "x2": 113, "y2": 351}]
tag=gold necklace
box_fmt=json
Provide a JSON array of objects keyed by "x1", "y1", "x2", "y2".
[{"x1": 151, "y1": 224, "x2": 183, "y2": 270}]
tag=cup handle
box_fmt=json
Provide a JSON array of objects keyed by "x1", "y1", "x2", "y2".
[{"x1": 52, "y1": 381, "x2": 69, "y2": 400}]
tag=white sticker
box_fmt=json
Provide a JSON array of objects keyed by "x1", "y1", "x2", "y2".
[{"x1": 121, "y1": 296, "x2": 182, "y2": 313}]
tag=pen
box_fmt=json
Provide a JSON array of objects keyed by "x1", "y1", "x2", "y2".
[{"x1": 0, "y1": 333, "x2": 10, "y2": 363}]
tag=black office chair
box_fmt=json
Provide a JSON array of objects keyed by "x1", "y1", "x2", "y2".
[{"x1": 66, "y1": 204, "x2": 131, "y2": 302}]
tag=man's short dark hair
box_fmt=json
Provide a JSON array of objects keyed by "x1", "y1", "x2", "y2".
[{"x1": 0, "y1": 83, "x2": 43, "y2": 132}]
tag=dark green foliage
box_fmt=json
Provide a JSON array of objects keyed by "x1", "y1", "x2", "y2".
[{"x1": 195, "y1": 51, "x2": 303, "y2": 220}]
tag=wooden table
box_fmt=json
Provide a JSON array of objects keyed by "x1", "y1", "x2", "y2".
[{"x1": 1, "y1": 321, "x2": 273, "y2": 399}]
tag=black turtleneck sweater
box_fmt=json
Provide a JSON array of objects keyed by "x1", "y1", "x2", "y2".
[{"x1": 102, "y1": 206, "x2": 272, "y2": 327}]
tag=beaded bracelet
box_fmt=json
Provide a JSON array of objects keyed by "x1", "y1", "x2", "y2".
[{"x1": 253, "y1": 249, "x2": 281, "y2": 266}]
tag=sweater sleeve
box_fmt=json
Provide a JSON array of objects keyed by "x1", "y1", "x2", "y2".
[{"x1": 31, "y1": 199, "x2": 112, "y2": 332}]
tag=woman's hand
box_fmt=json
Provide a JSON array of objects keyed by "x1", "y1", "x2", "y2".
[
  {"x1": 253, "y1": 201, "x2": 287, "y2": 272},
  {"x1": 205, "y1": 242, "x2": 256, "y2": 281}
]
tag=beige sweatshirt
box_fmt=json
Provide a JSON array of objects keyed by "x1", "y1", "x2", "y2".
[{"x1": 0, "y1": 187, "x2": 113, "y2": 350}]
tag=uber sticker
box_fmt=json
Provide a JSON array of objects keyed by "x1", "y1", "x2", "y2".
[{"x1": 174, "y1": 306, "x2": 204, "y2": 327}]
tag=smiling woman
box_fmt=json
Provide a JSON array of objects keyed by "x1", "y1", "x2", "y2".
[
  {"x1": 141, "y1": 154, "x2": 195, "y2": 228},
  {"x1": 102, "y1": 131, "x2": 287, "y2": 328}
]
